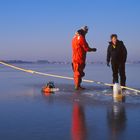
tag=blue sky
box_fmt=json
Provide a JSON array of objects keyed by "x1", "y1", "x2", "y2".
[{"x1": 0, "y1": 0, "x2": 140, "y2": 61}]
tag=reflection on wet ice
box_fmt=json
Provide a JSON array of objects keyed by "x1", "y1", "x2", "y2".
[
  {"x1": 107, "y1": 104, "x2": 127, "y2": 140},
  {"x1": 71, "y1": 96, "x2": 87, "y2": 140}
]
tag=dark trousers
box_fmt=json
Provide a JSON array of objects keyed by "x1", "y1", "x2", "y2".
[{"x1": 111, "y1": 63, "x2": 126, "y2": 86}]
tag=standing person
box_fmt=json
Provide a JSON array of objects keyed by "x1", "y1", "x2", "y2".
[
  {"x1": 72, "y1": 26, "x2": 97, "y2": 90},
  {"x1": 107, "y1": 34, "x2": 127, "y2": 86}
]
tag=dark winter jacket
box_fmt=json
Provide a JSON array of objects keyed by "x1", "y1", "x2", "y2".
[{"x1": 107, "y1": 40, "x2": 127, "y2": 64}]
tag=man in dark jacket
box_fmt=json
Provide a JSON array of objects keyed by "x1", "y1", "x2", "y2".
[{"x1": 107, "y1": 34, "x2": 127, "y2": 86}]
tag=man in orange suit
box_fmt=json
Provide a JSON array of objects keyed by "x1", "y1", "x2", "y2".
[{"x1": 72, "y1": 26, "x2": 97, "y2": 90}]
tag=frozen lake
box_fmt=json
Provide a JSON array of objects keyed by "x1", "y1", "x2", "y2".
[{"x1": 0, "y1": 63, "x2": 140, "y2": 140}]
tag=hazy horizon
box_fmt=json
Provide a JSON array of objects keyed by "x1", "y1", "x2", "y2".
[{"x1": 0, "y1": 0, "x2": 140, "y2": 61}]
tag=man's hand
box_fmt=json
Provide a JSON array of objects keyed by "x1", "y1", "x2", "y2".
[
  {"x1": 107, "y1": 62, "x2": 110, "y2": 67},
  {"x1": 91, "y1": 48, "x2": 97, "y2": 52}
]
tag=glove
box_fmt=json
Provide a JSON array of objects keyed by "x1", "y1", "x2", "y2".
[
  {"x1": 91, "y1": 48, "x2": 97, "y2": 52},
  {"x1": 107, "y1": 62, "x2": 110, "y2": 67}
]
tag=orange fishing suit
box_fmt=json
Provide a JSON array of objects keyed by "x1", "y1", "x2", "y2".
[{"x1": 72, "y1": 33, "x2": 91, "y2": 87}]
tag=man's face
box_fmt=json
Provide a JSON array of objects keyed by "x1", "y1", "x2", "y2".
[{"x1": 111, "y1": 37, "x2": 117, "y2": 45}]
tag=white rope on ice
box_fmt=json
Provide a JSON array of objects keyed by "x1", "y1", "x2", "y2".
[{"x1": 0, "y1": 61, "x2": 140, "y2": 93}]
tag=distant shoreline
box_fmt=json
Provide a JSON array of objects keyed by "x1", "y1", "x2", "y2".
[{"x1": 1, "y1": 60, "x2": 140, "y2": 65}]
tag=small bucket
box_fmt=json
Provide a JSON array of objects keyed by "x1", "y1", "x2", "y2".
[{"x1": 113, "y1": 83, "x2": 124, "y2": 102}]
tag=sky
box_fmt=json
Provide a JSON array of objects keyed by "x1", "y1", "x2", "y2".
[{"x1": 0, "y1": 0, "x2": 140, "y2": 61}]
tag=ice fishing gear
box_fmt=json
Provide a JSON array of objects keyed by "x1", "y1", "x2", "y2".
[{"x1": 42, "y1": 81, "x2": 59, "y2": 94}]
